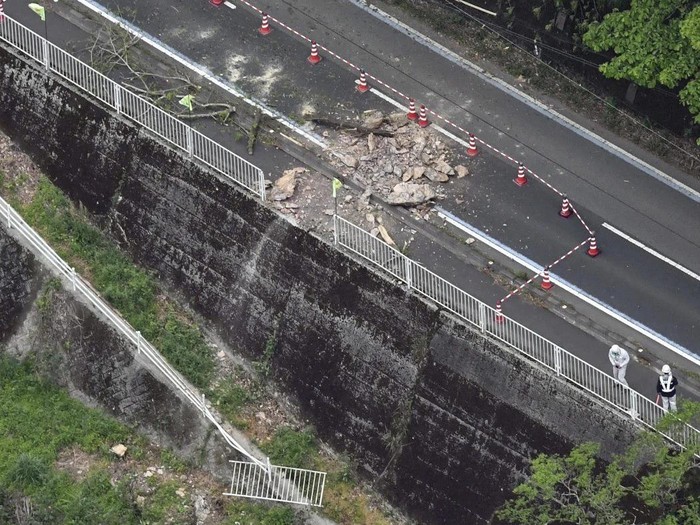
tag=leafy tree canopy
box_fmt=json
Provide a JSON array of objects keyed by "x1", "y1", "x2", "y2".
[
  {"x1": 495, "y1": 401, "x2": 700, "y2": 524},
  {"x1": 584, "y1": 0, "x2": 700, "y2": 124}
]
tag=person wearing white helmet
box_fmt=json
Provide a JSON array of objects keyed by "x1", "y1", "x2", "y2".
[
  {"x1": 608, "y1": 344, "x2": 629, "y2": 386},
  {"x1": 656, "y1": 364, "x2": 678, "y2": 412}
]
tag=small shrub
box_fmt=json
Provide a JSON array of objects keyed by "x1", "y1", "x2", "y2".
[{"x1": 5, "y1": 453, "x2": 49, "y2": 489}]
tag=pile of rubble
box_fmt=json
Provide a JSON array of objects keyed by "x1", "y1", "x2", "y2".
[{"x1": 327, "y1": 109, "x2": 469, "y2": 207}]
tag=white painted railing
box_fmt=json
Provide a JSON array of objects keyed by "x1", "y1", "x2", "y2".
[
  {"x1": 1, "y1": 197, "x2": 325, "y2": 506},
  {"x1": 334, "y1": 215, "x2": 700, "y2": 451},
  {"x1": 0, "y1": 14, "x2": 266, "y2": 200}
]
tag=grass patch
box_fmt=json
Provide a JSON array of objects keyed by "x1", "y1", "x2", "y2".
[
  {"x1": 0, "y1": 355, "x2": 142, "y2": 523},
  {"x1": 261, "y1": 427, "x2": 318, "y2": 469},
  {"x1": 15, "y1": 177, "x2": 215, "y2": 389},
  {"x1": 210, "y1": 376, "x2": 256, "y2": 430},
  {"x1": 224, "y1": 499, "x2": 298, "y2": 525}
]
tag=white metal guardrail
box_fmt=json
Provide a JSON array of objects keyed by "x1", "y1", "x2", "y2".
[
  {"x1": 1, "y1": 197, "x2": 326, "y2": 506},
  {"x1": 334, "y1": 215, "x2": 700, "y2": 450},
  {"x1": 0, "y1": 14, "x2": 266, "y2": 200}
]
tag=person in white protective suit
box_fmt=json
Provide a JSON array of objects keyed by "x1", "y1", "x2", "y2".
[
  {"x1": 656, "y1": 364, "x2": 678, "y2": 412},
  {"x1": 608, "y1": 344, "x2": 630, "y2": 386}
]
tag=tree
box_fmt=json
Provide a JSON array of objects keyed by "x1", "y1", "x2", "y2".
[
  {"x1": 583, "y1": 0, "x2": 700, "y2": 126},
  {"x1": 494, "y1": 402, "x2": 700, "y2": 524}
]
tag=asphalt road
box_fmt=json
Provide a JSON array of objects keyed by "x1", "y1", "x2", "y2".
[{"x1": 2, "y1": 0, "x2": 699, "y2": 404}]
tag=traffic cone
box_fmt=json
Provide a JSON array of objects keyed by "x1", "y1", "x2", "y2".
[
  {"x1": 417, "y1": 105, "x2": 430, "y2": 128},
  {"x1": 466, "y1": 133, "x2": 478, "y2": 157},
  {"x1": 514, "y1": 162, "x2": 527, "y2": 186},
  {"x1": 357, "y1": 69, "x2": 369, "y2": 93},
  {"x1": 541, "y1": 266, "x2": 553, "y2": 290},
  {"x1": 406, "y1": 99, "x2": 418, "y2": 121},
  {"x1": 308, "y1": 41, "x2": 322, "y2": 64},
  {"x1": 210, "y1": 0, "x2": 224, "y2": 6},
  {"x1": 258, "y1": 13, "x2": 272, "y2": 35},
  {"x1": 496, "y1": 300, "x2": 504, "y2": 323},
  {"x1": 587, "y1": 234, "x2": 600, "y2": 257},
  {"x1": 559, "y1": 194, "x2": 572, "y2": 218}
]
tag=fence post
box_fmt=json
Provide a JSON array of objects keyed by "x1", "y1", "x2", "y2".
[
  {"x1": 42, "y1": 39, "x2": 49, "y2": 71},
  {"x1": 404, "y1": 255, "x2": 412, "y2": 289},
  {"x1": 555, "y1": 347, "x2": 561, "y2": 376},
  {"x1": 259, "y1": 170, "x2": 266, "y2": 201},
  {"x1": 136, "y1": 330, "x2": 141, "y2": 354},
  {"x1": 629, "y1": 391, "x2": 638, "y2": 419},
  {"x1": 114, "y1": 84, "x2": 122, "y2": 114},
  {"x1": 479, "y1": 303, "x2": 486, "y2": 333},
  {"x1": 333, "y1": 214, "x2": 338, "y2": 246},
  {"x1": 71, "y1": 267, "x2": 76, "y2": 291},
  {"x1": 186, "y1": 126, "x2": 193, "y2": 158}
]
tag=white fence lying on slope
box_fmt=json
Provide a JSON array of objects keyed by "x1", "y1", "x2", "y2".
[
  {"x1": 0, "y1": 14, "x2": 266, "y2": 200},
  {"x1": 1, "y1": 197, "x2": 326, "y2": 506},
  {"x1": 333, "y1": 214, "x2": 700, "y2": 451}
]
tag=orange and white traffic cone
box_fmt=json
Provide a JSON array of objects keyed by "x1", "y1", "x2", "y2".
[
  {"x1": 259, "y1": 13, "x2": 272, "y2": 35},
  {"x1": 559, "y1": 194, "x2": 572, "y2": 218},
  {"x1": 357, "y1": 69, "x2": 369, "y2": 93},
  {"x1": 496, "y1": 300, "x2": 504, "y2": 323},
  {"x1": 514, "y1": 162, "x2": 527, "y2": 186},
  {"x1": 541, "y1": 266, "x2": 553, "y2": 290},
  {"x1": 466, "y1": 133, "x2": 478, "y2": 157},
  {"x1": 417, "y1": 105, "x2": 430, "y2": 128},
  {"x1": 587, "y1": 233, "x2": 600, "y2": 257},
  {"x1": 308, "y1": 40, "x2": 322, "y2": 64},
  {"x1": 407, "y1": 99, "x2": 418, "y2": 121},
  {"x1": 210, "y1": 0, "x2": 224, "y2": 6}
]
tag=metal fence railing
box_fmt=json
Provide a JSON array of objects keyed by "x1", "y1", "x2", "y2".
[
  {"x1": 1, "y1": 197, "x2": 325, "y2": 506},
  {"x1": 0, "y1": 14, "x2": 266, "y2": 200},
  {"x1": 334, "y1": 215, "x2": 700, "y2": 451}
]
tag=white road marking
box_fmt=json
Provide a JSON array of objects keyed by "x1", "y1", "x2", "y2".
[
  {"x1": 224, "y1": 1, "x2": 237, "y2": 9},
  {"x1": 436, "y1": 207, "x2": 700, "y2": 367},
  {"x1": 602, "y1": 223, "x2": 700, "y2": 282}
]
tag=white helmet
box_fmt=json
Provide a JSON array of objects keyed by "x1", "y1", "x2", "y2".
[
  {"x1": 611, "y1": 345, "x2": 620, "y2": 356},
  {"x1": 662, "y1": 364, "x2": 671, "y2": 375}
]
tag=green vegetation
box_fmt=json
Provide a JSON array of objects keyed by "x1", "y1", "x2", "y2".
[
  {"x1": 262, "y1": 427, "x2": 318, "y2": 468},
  {"x1": 15, "y1": 177, "x2": 215, "y2": 389},
  {"x1": 495, "y1": 402, "x2": 700, "y2": 524},
  {"x1": 584, "y1": 0, "x2": 700, "y2": 128},
  {"x1": 0, "y1": 355, "x2": 138, "y2": 523},
  {"x1": 225, "y1": 499, "x2": 297, "y2": 525}
]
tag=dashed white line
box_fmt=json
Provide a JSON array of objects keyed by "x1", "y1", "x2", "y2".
[
  {"x1": 224, "y1": 1, "x2": 237, "y2": 10},
  {"x1": 602, "y1": 222, "x2": 700, "y2": 282}
]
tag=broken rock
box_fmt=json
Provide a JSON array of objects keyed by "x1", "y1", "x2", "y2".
[
  {"x1": 367, "y1": 133, "x2": 376, "y2": 154},
  {"x1": 271, "y1": 167, "x2": 304, "y2": 201},
  {"x1": 455, "y1": 165, "x2": 469, "y2": 178},
  {"x1": 386, "y1": 183, "x2": 437, "y2": 205},
  {"x1": 435, "y1": 159, "x2": 455, "y2": 176},
  {"x1": 378, "y1": 225, "x2": 395, "y2": 246},
  {"x1": 340, "y1": 154, "x2": 359, "y2": 168},
  {"x1": 424, "y1": 168, "x2": 449, "y2": 183},
  {"x1": 362, "y1": 110, "x2": 385, "y2": 130}
]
